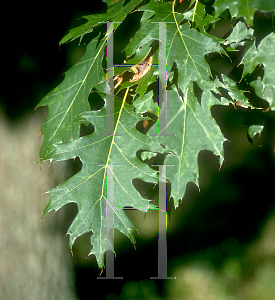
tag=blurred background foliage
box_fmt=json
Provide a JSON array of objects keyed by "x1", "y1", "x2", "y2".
[{"x1": 1, "y1": 1, "x2": 275, "y2": 299}]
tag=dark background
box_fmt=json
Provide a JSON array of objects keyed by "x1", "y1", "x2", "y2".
[
  {"x1": 1, "y1": 1, "x2": 275, "y2": 299},
  {"x1": 0, "y1": 2, "x2": 107, "y2": 120}
]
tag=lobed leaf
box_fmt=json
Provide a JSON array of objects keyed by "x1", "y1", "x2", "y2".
[
  {"x1": 37, "y1": 33, "x2": 105, "y2": 159},
  {"x1": 43, "y1": 96, "x2": 165, "y2": 268},
  {"x1": 148, "y1": 83, "x2": 225, "y2": 206},
  {"x1": 38, "y1": 0, "x2": 275, "y2": 268}
]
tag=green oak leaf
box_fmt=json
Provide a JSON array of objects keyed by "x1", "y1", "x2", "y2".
[
  {"x1": 37, "y1": 33, "x2": 105, "y2": 159},
  {"x1": 41, "y1": 96, "x2": 165, "y2": 268},
  {"x1": 148, "y1": 83, "x2": 225, "y2": 206}
]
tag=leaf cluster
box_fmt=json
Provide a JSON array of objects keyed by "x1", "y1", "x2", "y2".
[{"x1": 37, "y1": 0, "x2": 275, "y2": 268}]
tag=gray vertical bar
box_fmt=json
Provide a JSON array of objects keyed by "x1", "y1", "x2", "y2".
[
  {"x1": 151, "y1": 165, "x2": 175, "y2": 279},
  {"x1": 106, "y1": 164, "x2": 114, "y2": 276},
  {"x1": 98, "y1": 165, "x2": 123, "y2": 279},
  {"x1": 158, "y1": 165, "x2": 167, "y2": 276},
  {"x1": 159, "y1": 22, "x2": 167, "y2": 136},
  {"x1": 106, "y1": 21, "x2": 114, "y2": 136},
  {"x1": 98, "y1": 21, "x2": 122, "y2": 278}
]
